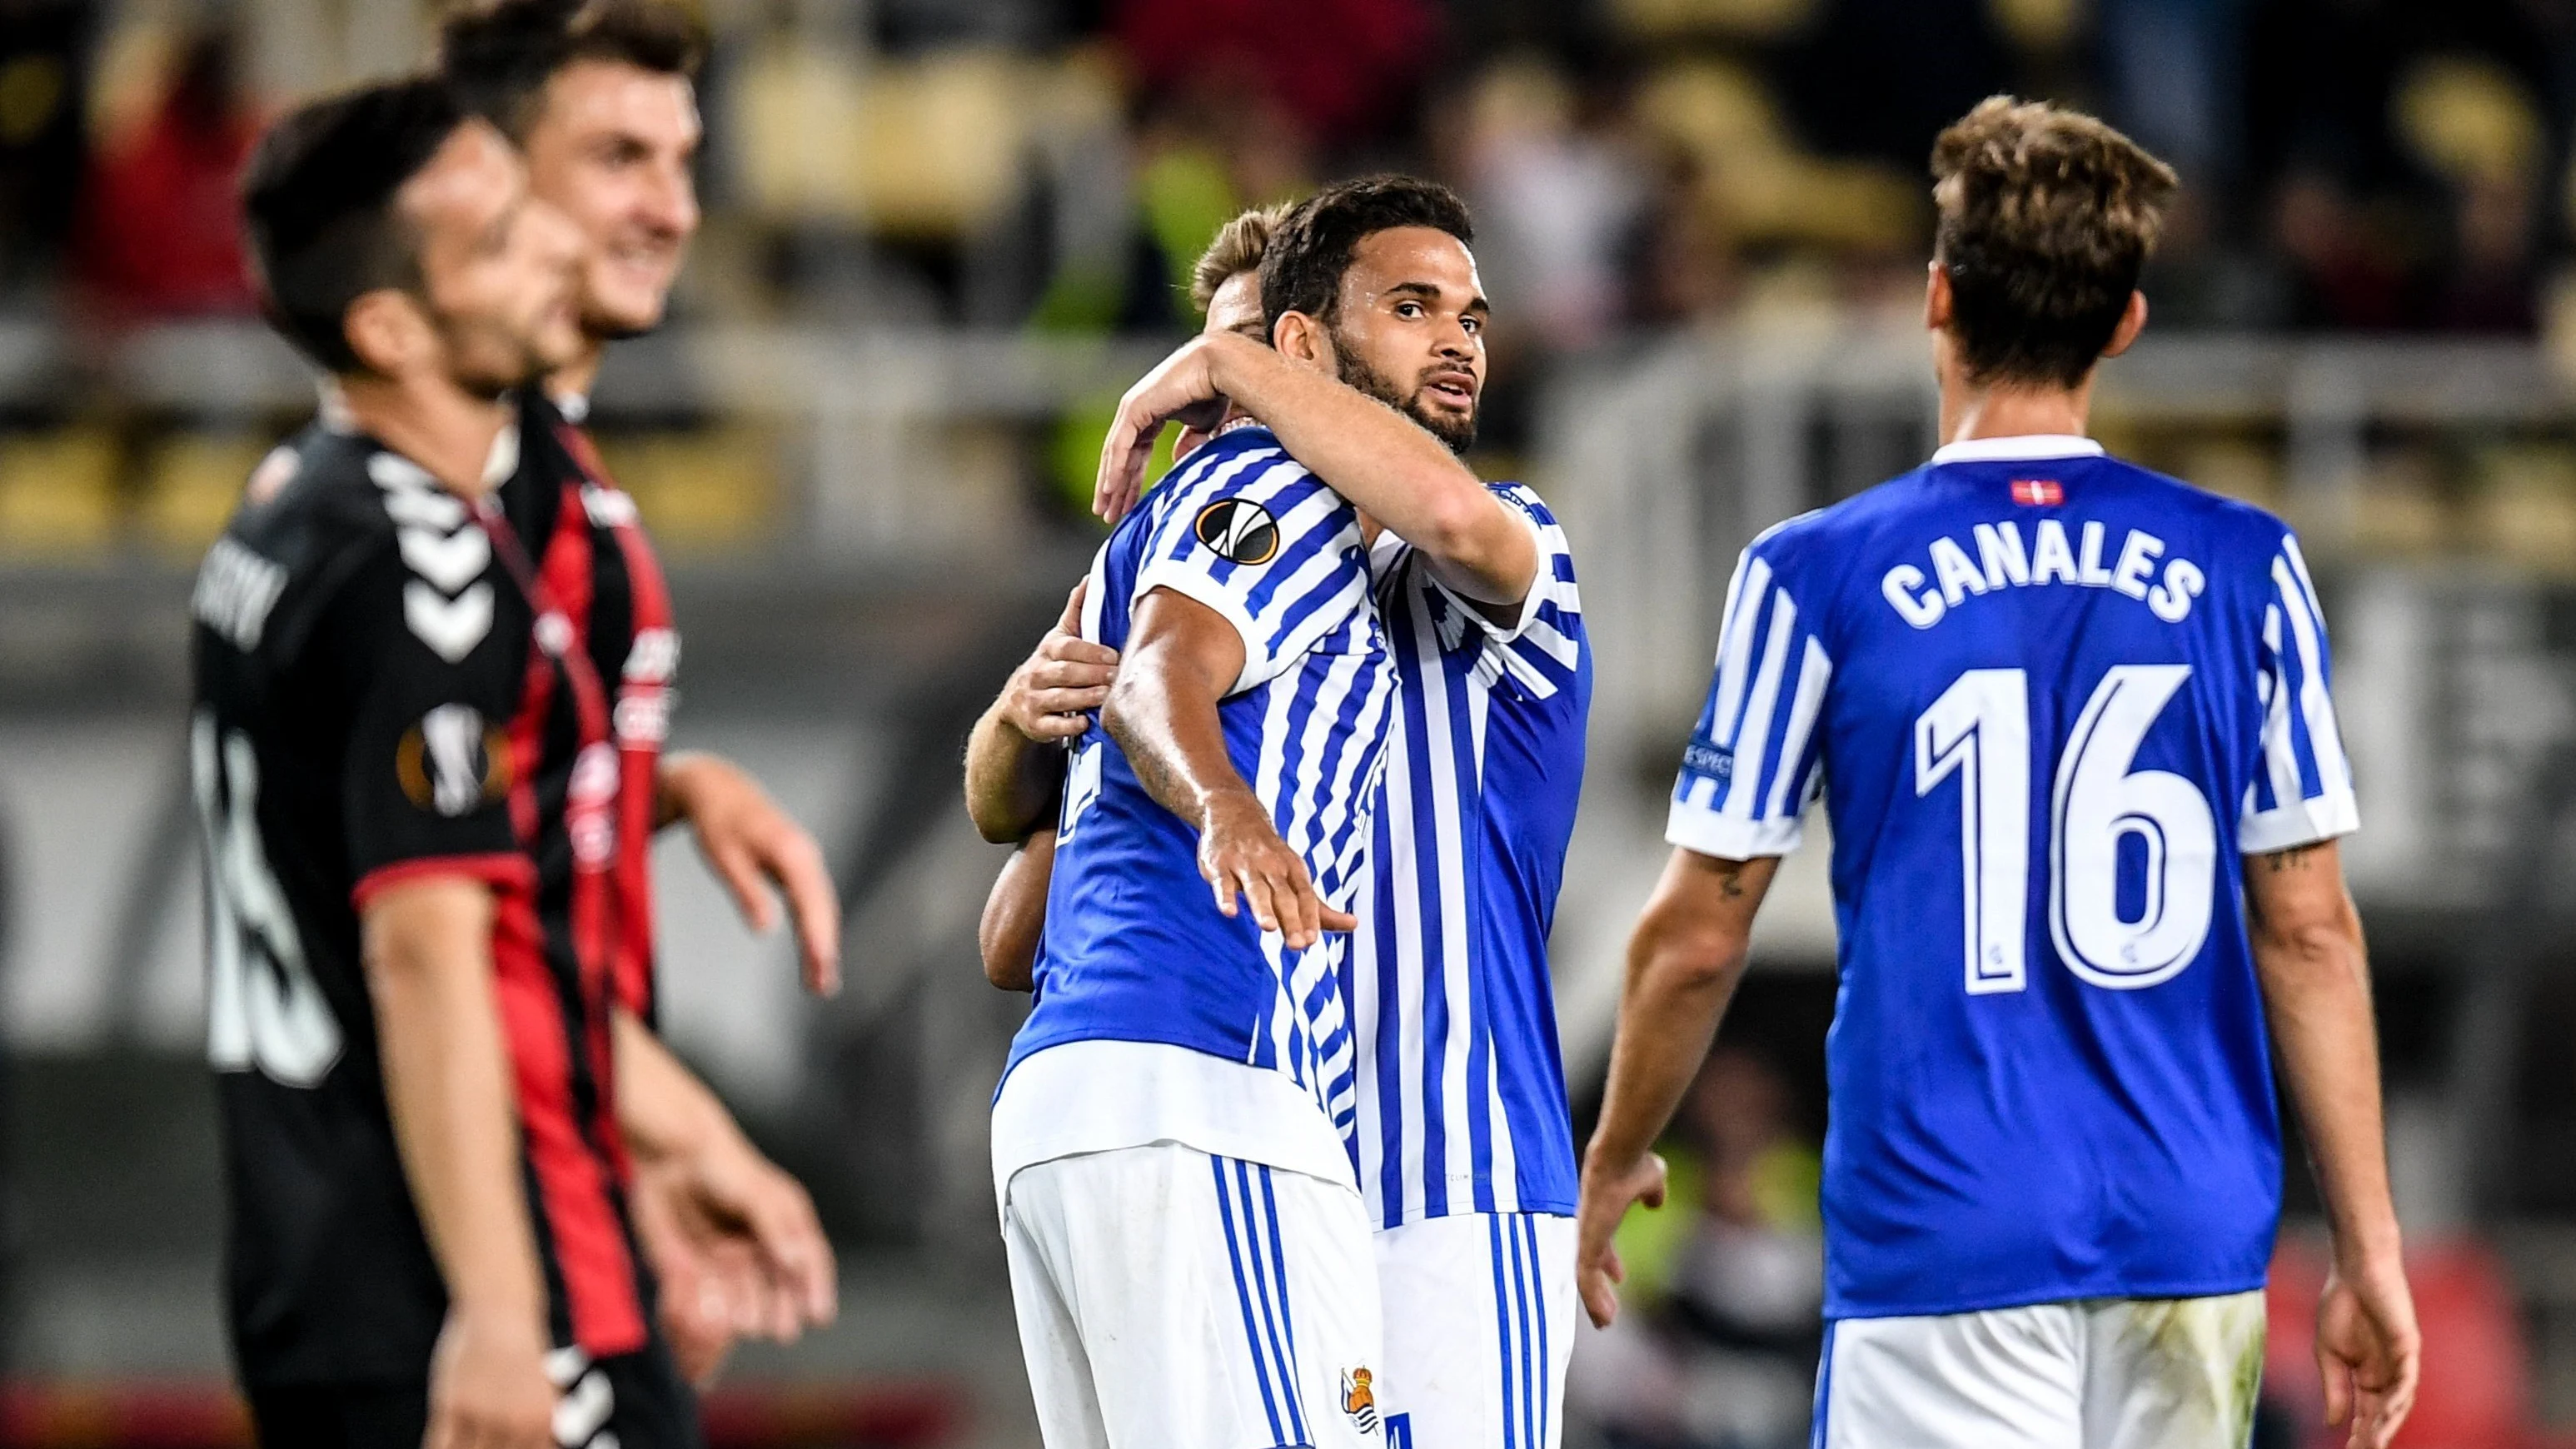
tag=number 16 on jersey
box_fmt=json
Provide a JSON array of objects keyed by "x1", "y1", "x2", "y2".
[{"x1": 1915, "y1": 665, "x2": 2218, "y2": 998}]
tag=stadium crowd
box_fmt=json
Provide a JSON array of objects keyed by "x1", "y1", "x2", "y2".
[{"x1": 0, "y1": 0, "x2": 2567, "y2": 349}]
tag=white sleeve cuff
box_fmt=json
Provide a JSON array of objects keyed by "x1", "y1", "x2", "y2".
[
  {"x1": 2237, "y1": 789, "x2": 2359, "y2": 854},
  {"x1": 1666, "y1": 797, "x2": 1804, "y2": 860},
  {"x1": 1134, "y1": 562, "x2": 1270, "y2": 695},
  {"x1": 1428, "y1": 510, "x2": 1552, "y2": 645}
]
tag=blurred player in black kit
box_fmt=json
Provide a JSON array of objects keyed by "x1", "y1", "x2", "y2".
[
  {"x1": 436, "y1": 0, "x2": 840, "y2": 1384},
  {"x1": 197, "y1": 73, "x2": 808, "y2": 1449}
]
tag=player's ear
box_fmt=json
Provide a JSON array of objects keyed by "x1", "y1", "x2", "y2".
[
  {"x1": 342, "y1": 289, "x2": 429, "y2": 377},
  {"x1": 1924, "y1": 261, "x2": 1952, "y2": 333},
  {"x1": 1273, "y1": 310, "x2": 1330, "y2": 371},
  {"x1": 2102, "y1": 290, "x2": 2149, "y2": 359}
]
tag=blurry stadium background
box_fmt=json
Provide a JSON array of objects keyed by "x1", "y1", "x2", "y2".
[{"x1": 3, "y1": 0, "x2": 2576, "y2": 1446}]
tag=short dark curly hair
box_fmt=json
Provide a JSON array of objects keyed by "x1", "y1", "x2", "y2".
[
  {"x1": 440, "y1": 0, "x2": 705, "y2": 142},
  {"x1": 1931, "y1": 97, "x2": 2177, "y2": 389},
  {"x1": 1258, "y1": 175, "x2": 1474, "y2": 331}
]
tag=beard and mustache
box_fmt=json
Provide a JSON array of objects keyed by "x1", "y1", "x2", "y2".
[{"x1": 1330, "y1": 329, "x2": 1478, "y2": 456}]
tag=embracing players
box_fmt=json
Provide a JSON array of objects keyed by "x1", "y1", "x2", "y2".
[
  {"x1": 1576, "y1": 98, "x2": 2419, "y2": 1449},
  {"x1": 969, "y1": 177, "x2": 1594, "y2": 1449}
]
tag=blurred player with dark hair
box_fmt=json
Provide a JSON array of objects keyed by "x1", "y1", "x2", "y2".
[
  {"x1": 207, "y1": 76, "x2": 697, "y2": 1449},
  {"x1": 439, "y1": 0, "x2": 840, "y2": 1382},
  {"x1": 1577, "y1": 97, "x2": 2420, "y2": 1449}
]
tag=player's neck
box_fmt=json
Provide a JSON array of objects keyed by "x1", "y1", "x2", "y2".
[
  {"x1": 1937, "y1": 376, "x2": 2099, "y2": 451},
  {"x1": 546, "y1": 341, "x2": 606, "y2": 411},
  {"x1": 337, "y1": 371, "x2": 517, "y2": 500}
]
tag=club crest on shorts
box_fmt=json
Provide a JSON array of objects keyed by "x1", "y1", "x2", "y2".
[
  {"x1": 1341, "y1": 1367, "x2": 1380, "y2": 1434},
  {"x1": 1193, "y1": 498, "x2": 1279, "y2": 565}
]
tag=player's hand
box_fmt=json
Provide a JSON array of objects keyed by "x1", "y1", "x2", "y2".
[
  {"x1": 424, "y1": 1304, "x2": 556, "y2": 1449},
  {"x1": 1574, "y1": 1149, "x2": 1669, "y2": 1329},
  {"x1": 1099, "y1": 335, "x2": 1237, "y2": 524},
  {"x1": 629, "y1": 1128, "x2": 838, "y2": 1386},
  {"x1": 1000, "y1": 585, "x2": 1118, "y2": 743},
  {"x1": 1196, "y1": 790, "x2": 1357, "y2": 951},
  {"x1": 664, "y1": 752, "x2": 842, "y2": 996},
  {"x1": 2315, "y1": 1255, "x2": 2419, "y2": 1449}
]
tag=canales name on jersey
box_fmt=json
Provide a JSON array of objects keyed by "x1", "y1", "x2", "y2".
[{"x1": 1667, "y1": 438, "x2": 2355, "y2": 1320}]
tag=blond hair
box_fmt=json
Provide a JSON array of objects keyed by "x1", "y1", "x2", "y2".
[
  {"x1": 1190, "y1": 202, "x2": 1294, "y2": 313},
  {"x1": 1931, "y1": 97, "x2": 2178, "y2": 388}
]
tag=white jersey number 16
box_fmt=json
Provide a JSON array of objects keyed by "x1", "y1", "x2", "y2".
[{"x1": 1914, "y1": 665, "x2": 2217, "y2": 994}]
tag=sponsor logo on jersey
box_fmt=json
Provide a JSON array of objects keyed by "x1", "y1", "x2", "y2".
[
  {"x1": 1193, "y1": 498, "x2": 1280, "y2": 565},
  {"x1": 566, "y1": 741, "x2": 619, "y2": 868},
  {"x1": 1681, "y1": 736, "x2": 1734, "y2": 779},
  {"x1": 1341, "y1": 1367, "x2": 1380, "y2": 1434},
  {"x1": 396, "y1": 705, "x2": 511, "y2": 817},
  {"x1": 2010, "y1": 478, "x2": 2064, "y2": 505},
  {"x1": 624, "y1": 627, "x2": 680, "y2": 684},
  {"x1": 580, "y1": 483, "x2": 639, "y2": 529}
]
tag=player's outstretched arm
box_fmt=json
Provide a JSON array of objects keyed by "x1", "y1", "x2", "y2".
[
  {"x1": 1098, "y1": 333, "x2": 1537, "y2": 608},
  {"x1": 657, "y1": 751, "x2": 842, "y2": 996},
  {"x1": 964, "y1": 584, "x2": 1115, "y2": 844},
  {"x1": 1104, "y1": 587, "x2": 1356, "y2": 950},
  {"x1": 1577, "y1": 848, "x2": 1778, "y2": 1329},
  {"x1": 361, "y1": 878, "x2": 556, "y2": 1449},
  {"x1": 615, "y1": 1012, "x2": 837, "y2": 1386},
  {"x1": 979, "y1": 828, "x2": 1055, "y2": 992},
  {"x1": 2245, "y1": 840, "x2": 2419, "y2": 1449}
]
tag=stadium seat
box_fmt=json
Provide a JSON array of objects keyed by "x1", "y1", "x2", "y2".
[
  {"x1": 730, "y1": 42, "x2": 1029, "y2": 239},
  {"x1": 0, "y1": 428, "x2": 122, "y2": 560},
  {"x1": 1629, "y1": 61, "x2": 1915, "y2": 251},
  {"x1": 593, "y1": 427, "x2": 780, "y2": 554},
  {"x1": 1612, "y1": 0, "x2": 1816, "y2": 41},
  {"x1": 2269, "y1": 1234, "x2": 2542, "y2": 1449},
  {"x1": 2470, "y1": 446, "x2": 2576, "y2": 576},
  {"x1": 138, "y1": 432, "x2": 269, "y2": 560}
]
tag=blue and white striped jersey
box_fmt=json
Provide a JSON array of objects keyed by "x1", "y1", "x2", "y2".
[
  {"x1": 1667, "y1": 436, "x2": 2357, "y2": 1320},
  {"x1": 1009, "y1": 425, "x2": 1396, "y2": 1143},
  {"x1": 1349, "y1": 483, "x2": 1591, "y2": 1230}
]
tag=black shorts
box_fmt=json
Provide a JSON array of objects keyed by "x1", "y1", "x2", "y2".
[{"x1": 247, "y1": 1339, "x2": 700, "y2": 1449}]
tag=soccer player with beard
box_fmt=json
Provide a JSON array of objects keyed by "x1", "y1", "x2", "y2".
[
  {"x1": 971, "y1": 179, "x2": 1594, "y2": 1449},
  {"x1": 438, "y1": 0, "x2": 838, "y2": 1383},
  {"x1": 205, "y1": 77, "x2": 684, "y2": 1449}
]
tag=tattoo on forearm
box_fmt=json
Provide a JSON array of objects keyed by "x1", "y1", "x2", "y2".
[
  {"x1": 2261, "y1": 844, "x2": 2318, "y2": 874},
  {"x1": 1714, "y1": 862, "x2": 1747, "y2": 898}
]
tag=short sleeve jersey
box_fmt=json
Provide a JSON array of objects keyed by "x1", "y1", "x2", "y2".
[
  {"x1": 1665, "y1": 436, "x2": 2356, "y2": 1320},
  {"x1": 1006, "y1": 424, "x2": 1397, "y2": 1143},
  {"x1": 1349, "y1": 484, "x2": 1591, "y2": 1230},
  {"x1": 191, "y1": 422, "x2": 650, "y2": 1386}
]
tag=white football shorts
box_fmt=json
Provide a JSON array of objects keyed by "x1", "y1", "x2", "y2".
[
  {"x1": 1814, "y1": 1290, "x2": 2266, "y2": 1449},
  {"x1": 1002, "y1": 1142, "x2": 1387, "y2": 1449},
  {"x1": 1373, "y1": 1212, "x2": 1576, "y2": 1449}
]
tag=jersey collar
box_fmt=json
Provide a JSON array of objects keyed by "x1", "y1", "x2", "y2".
[{"x1": 1928, "y1": 434, "x2": 2104, "y2": 466}]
